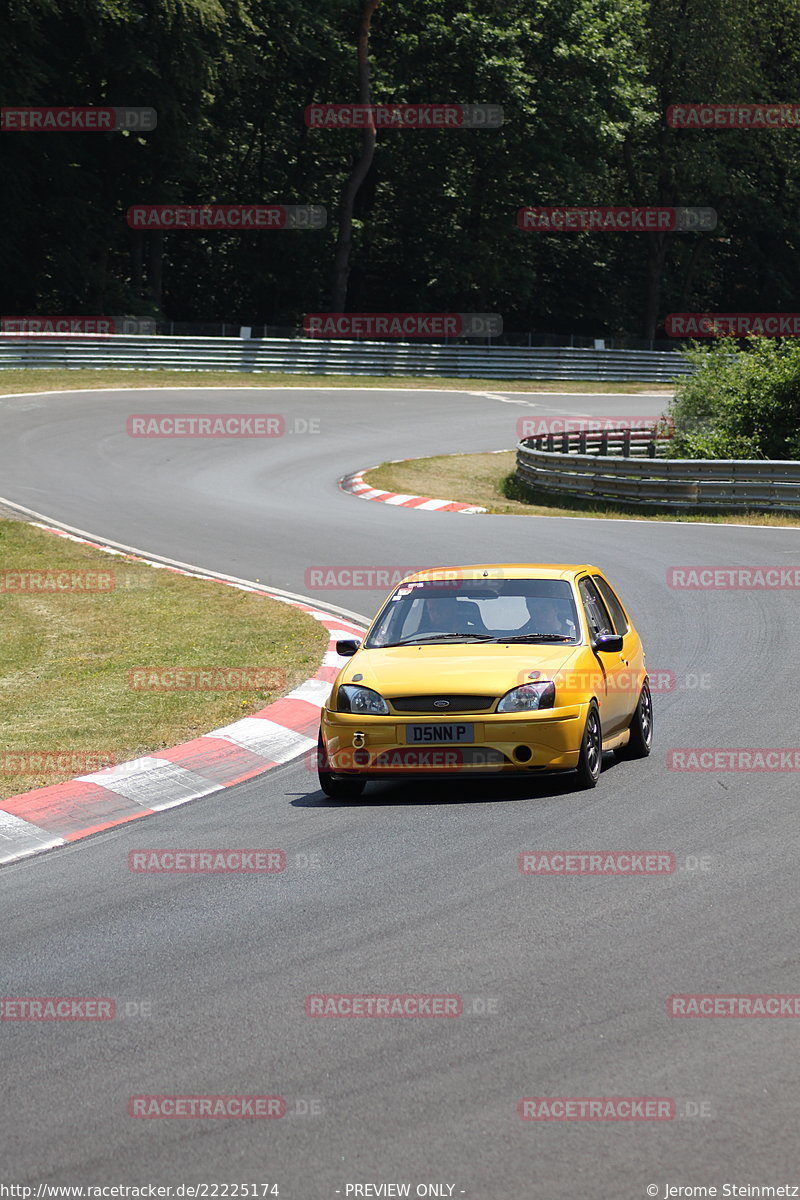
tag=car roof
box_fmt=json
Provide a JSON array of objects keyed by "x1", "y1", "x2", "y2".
[{"x1": 401, "y1": 564, "x2": 601, "y2": 583}]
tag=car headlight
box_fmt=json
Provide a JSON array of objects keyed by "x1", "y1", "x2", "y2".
[
  {"x1": 337, "y1": 684, "x2": 389, "y2": 715},
  {"x1": 496, "y1": 681, "x2": 556, "y2": 712}
]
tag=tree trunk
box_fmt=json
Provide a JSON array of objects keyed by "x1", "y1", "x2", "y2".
[{"x1": 330, "y1": 0, "x2": 381, "y2": 314}]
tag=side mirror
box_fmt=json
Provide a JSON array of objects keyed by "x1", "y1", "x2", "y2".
[
  {"x1": 593, "y1": 632, "x2": 623, "y2": 653},
  {"x1": 336, "y1": 639, "x2": 361, "y2": 657}
]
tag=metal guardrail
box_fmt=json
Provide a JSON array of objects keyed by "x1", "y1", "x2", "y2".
[
  {"x1": 0, "y1": 334, "x2": 692, "y2": 382},
  {"x1": 517, "y1": 432, "x2": 800, "y2": 514},
  {"x1": 531, "y1": 427, "x2": 671, "y2": 458}
]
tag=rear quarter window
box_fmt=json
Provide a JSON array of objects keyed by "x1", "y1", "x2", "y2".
[
  {"x1": 578, "y1": 577, "x2": 614, "y2": 637},
  {"x1": 592, "y1": 575, "x2": 630, "y2": 634}
]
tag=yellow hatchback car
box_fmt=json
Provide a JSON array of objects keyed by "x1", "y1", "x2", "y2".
[{"x1": 317, "y1": 564, "x2": 652, "y2": 798}]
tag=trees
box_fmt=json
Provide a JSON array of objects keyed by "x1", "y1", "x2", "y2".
[
  {"x1": 1, "y1": 0, "x2": 798, "y2": 334},
  {"x1": 626, "y1": 0, "x2": 800, "y2": 340}
]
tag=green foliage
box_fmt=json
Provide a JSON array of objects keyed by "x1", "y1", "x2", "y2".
[
  {"x1": 1, "y1": 0, "x2": 800, "y2": 329},
  {"x1": 667, "y1": 338, "x2": 800, "y2": 460}
]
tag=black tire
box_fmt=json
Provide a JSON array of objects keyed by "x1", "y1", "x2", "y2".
[
  {"x1": 575, "y1": 702, "x2": 602, "y2": 789},
  {"x1": 317, "y1": 731, "x2": 366, "y2": 799},
  {"x1": 616, "y1": 680, "x2": 653, "y2": 760}
]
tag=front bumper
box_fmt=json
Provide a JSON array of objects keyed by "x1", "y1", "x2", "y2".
[{"x1": 320, "y1": 706, "x2": 586, "y2": 775}]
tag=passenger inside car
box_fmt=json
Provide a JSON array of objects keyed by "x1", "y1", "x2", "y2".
[{"x1": 417, "y1": 596, "x2": 488, "y2": 634}]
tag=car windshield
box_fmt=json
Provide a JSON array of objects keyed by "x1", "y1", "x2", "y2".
[{"x1": 365, "y1": 578, "x2": 581, "y2": 647}]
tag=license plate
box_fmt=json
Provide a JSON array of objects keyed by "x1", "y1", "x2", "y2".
[{"x1": 406, "y1": 723, "x2": 474, "y2": 744}]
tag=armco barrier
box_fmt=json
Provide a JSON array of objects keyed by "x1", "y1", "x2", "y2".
[
  {"x1": 516, "y1": 432, "x2": 800, "y2": 514},
  {"x1": 529, "y1": 427, "x2": 670, "y2": 458},
  {"x1": 0, "y1": 334, "x2": 692, "y2": 383}
]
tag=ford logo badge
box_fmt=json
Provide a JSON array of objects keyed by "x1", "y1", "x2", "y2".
[{"x1": 434, "y1": 699, "x2": 450, "y2": 708}]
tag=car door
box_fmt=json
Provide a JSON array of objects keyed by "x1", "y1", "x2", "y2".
[
  {"x1": 577, "y1": 575, "x2": 630, "y2": 734},
  {"x1": 592, "y1": 572, "x2": 646, "y2": 724}
]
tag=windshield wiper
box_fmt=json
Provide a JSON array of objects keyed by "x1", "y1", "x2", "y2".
[
  {"x1": 380, "y1": 632, "x2": 497, "y2": 646},
  {"x1": 490, "y1": 633, "x2": 574, "y2": 643}
]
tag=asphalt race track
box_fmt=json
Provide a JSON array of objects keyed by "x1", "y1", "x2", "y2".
[{"x1": 2, "y1": 386, "x2": 799, "y2": 1199}]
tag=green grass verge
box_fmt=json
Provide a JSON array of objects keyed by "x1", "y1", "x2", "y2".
[
  {"x1": 0, "y1": 368, "x2": 673, "y2": 396},
  {"x1": 364, "y1": 451, "x2": 800, "y2": 527},
  {"x1": 0, "y1": 520, "x2": 329, "y2": 796}
]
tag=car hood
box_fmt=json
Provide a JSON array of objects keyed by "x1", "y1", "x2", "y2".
[{"x1": 338, "y1": 643, "x2": 584, "y2": 697}]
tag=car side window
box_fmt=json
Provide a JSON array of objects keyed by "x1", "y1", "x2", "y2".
[
  {"x1": 592, "y1": 575, "x2": 629, "y2": 635},
  {"x1": 578, "y1": 577, "x2": 614, "y2": 637}
]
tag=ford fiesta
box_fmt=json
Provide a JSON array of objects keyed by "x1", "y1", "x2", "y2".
[{"x1": 317, "y1": 564, "x2": 652, "y2": 798}]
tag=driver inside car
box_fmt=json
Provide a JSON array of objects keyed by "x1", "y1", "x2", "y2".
[{"x1": 520, "y1": 596, "x2": 576, "y2": 639}]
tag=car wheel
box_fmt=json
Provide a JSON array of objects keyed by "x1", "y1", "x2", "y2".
[
  {"x1": 616, "y1": 680, "x2": 653, "y2": 760},
  {"x1": 317, "y1": 731, "x2": 366, "y2": 799},
  {"x1": 575, "y1": 702, "x2": 602, "y2": 789}
]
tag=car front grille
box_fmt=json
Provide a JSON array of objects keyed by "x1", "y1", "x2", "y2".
[{"x1": 389, "y1": 694, "x2": 496, "y2": 714}]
